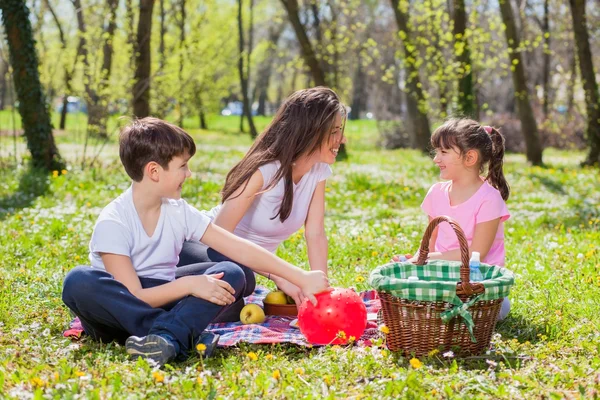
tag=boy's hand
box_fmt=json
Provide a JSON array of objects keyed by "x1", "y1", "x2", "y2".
[
  {"x1": 185, "y1": 273, "x2": 236, "y2": 306},
  {"x1": 299, "y1": 270, "x2": 330, "y2": 306}
]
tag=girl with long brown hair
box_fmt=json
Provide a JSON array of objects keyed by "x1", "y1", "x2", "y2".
[{"x1": 179, "y1": 87, "x2": 346, "y2": 316}]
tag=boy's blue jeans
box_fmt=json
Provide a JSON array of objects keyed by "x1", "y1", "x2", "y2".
[{"x1": 62, "y1": 261, "x2": 247, "y2": 355}]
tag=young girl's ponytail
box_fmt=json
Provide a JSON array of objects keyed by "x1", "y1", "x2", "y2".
[{"x1": 485, "y1": 127, "x2": 510, "y2": 201}]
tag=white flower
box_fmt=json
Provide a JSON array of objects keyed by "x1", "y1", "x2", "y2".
[{"x1": 443, "y1": 351, "x2": 454, "y2": 358}]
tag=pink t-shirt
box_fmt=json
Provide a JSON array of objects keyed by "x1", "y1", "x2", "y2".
[{"x1": 421, "y1": 180, "x2": 510, "y2": 266}]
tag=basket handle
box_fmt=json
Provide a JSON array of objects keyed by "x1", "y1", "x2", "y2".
[{"x1": 416, "y1": 215, "x2": 484, "y2": 296}]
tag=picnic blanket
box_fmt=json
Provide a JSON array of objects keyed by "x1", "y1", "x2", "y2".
[{"x1": 63, "y1": 286, "x2": 383, "y2": 347}]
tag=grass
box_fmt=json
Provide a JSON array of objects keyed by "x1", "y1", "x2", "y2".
[{"x1": 0, "y1": 116, "x2": 599, "y2": 398}]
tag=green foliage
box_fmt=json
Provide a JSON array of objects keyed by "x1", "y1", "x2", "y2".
[{"x1": 0, "y1": 120, "x2": 599, "y2": 397}]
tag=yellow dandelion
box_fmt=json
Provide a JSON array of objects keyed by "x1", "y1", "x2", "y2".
[
  {"x1": 348, "y1": 336, "x2": 356, "y2": 343},
  {"x1": 409, "y1": 358, "x2": 423, "y2": 369},
  {"x1": 355, "y1": 275, "x2": 365, "y2": 283},
  {"x1": 197, "y1": 376, "x2": 203, "y2": 385},
  {"x1": 75, "y1": 371, "x2": 85, "y2": 377},
  {"x1": 336, "y1": 330, "x2": 347, "y2": 340},
  {"x1": 272, "y1": 370, "x2": 281, "y2": 380},
  {"x1": 152, "y1": 371, "x2": 164, "y2": 383},
  {"x1": 431, "y1": 389, "x2": 438, "y2": 395},
  {"x1": 31, "y1": 377, "x2": 46, "y2": 387},
  {"x1": 294, "y1": 367, "x2": 304, "y2": 375},
  {"x1": 54, "y1": 372, "x2": 59, "y2": 380},
  {"x1": 378, "y1": 325, "x2": 390, "y2": 334},
  {"x1": 75, "y1": 255, "x2": 80, "y2": 261},
  {"x1": 246, "y1": 352, "x2": 258, "y2": 361},
  {"x1": 323, "y1": 375, "x2": 332, "y2": 385},
  {"x1": 428, "y1": 349, "x2": 440, "y2": 357},
  {"x1": 52, "y1": 170, "x2": 59, "y2": 178},
  {"x1": 371, "y1": 251, "x2": 379, "y2": 257},
  {"x1": 196, "y1": 343, "x2": 207, "y2": 353},
  {"x1": 265, "y1": 354, "x2": 273, "y2": 360},
  {"x1": 61, "y1": 169, "x2": 68, "y2": 175},
  {"x1": 86, "y1": 202, "x2": 91, "y2": 207},
  {"x1": 380, "y1": 350, "x2": 388, "y2": 357}
]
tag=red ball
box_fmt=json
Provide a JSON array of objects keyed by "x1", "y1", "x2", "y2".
[{"x1": 298, "y1": 287, "x2": 367, "y2": 345}]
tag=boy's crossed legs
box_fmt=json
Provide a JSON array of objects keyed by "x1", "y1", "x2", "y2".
[{"x1": 62, "y1": 261, "x2": 247, "y2": 366}]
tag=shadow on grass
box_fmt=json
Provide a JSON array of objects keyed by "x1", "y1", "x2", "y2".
[
  {"x1": 529, "y1": 173, "x2": 567, "y2": 195},
  {"x1": 0, "y1": 166, "x2": 50, "y2": 221}
]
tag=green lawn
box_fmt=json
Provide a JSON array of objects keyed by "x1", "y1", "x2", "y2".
[{"x1": 0, "y1": 119, "x2": 599, "y2": 398}]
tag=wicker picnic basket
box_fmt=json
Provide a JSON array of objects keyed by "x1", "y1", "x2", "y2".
[{"x1": 369, "y1": 216, "x2": 514, "y2": 356}]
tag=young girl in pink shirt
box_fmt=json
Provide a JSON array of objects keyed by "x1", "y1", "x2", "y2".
[{"x1": 394, "y1": 118, "x2": 511, "y2": 318}]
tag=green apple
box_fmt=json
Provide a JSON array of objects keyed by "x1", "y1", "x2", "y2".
[
  {"x1": 240, "y1": 304, "x2": 265, "y2": 325},
  {"x1": 264, "y1": 290, "x2": 288, "y2": 305},
  {"x1": 285, "y1": 294, "x2": 295, "y2": 304}
]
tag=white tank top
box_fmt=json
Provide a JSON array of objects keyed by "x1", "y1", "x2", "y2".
[{"x1": 204, "y1": 161, "x2": 332, "y2": 252}]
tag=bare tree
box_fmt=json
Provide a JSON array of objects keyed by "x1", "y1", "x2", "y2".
[
  {"x1": 133, "y1": 0, "x2": 155, "y2": 118},
  {"x1": 255, "y1": 22, "x2": 285, "y2": 116},
  {"x1": 280, "y1": 0, "x2": 326, "y2": 86},
  {"x1": 390, "y1": 0, "x2": 431, "y2": 151},
  {"x1": 71, "y1": 0, "x2": 118, "y2": 137},
  {"x1": 568, "y1": 0, "x2": 600, "y2": 165},
  {"x1": 1, "y1": 0, "x2": 63, "y2": 170},
  {"x1": 238, "y1": 0, "x2": 258, "y2": 138},
  {"x1": 453, "y1": 0, "x2": 475, "y2": 117},
  {"x1": 498, "y1": 0, "x2": 543, "y2": 165}
]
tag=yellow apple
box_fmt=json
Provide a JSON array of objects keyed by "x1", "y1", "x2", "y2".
[
  {"x1": 263, "y1": 290, "x2": 288, "y2": 305},
  {"x1": 240, "y1": 304, "x2": 265, "y2": 325}
]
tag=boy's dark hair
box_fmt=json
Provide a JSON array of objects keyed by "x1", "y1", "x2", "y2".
[
  {"x1": 431, "y1": 118, "x2": 510, "y2": 201},
  {"x1": 119, "y1": 117, "x2": 196, "y2": 182}
]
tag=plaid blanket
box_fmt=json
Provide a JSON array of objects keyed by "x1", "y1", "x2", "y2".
[{"x1": 63, "y1": 286, "x2": 382, "y2": 347}]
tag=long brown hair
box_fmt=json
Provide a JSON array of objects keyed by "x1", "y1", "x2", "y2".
[
  {"x1": 431, "y1": 118, "x2": 510, "y2": 200},
  {"x1": 221, "y1": 87, "x2": 346, "y2": 221}
]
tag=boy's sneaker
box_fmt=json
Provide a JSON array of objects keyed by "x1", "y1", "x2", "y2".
[
  {"x1": 125, "y1": 334, "x2": 177, "y2": 366},
  {"x1": 194, "y1": 332, "x2": 220, "y2": 358}
]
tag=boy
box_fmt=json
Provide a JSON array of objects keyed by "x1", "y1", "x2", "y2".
[{"x1": 62, "y1": 117, "x2": 329, "y2": 366}]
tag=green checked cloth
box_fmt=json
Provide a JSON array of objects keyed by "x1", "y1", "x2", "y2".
[{"x1": 369, "y1": 260, "x2": 515, "y2": 341}]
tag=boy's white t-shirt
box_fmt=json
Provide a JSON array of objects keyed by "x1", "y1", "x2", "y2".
[
  {"x1": 204, "y1": 161, "x2": 332, "y2": 253},
  {"x1": 89, "y1": 186, "x2": 211, "y2": 281}
]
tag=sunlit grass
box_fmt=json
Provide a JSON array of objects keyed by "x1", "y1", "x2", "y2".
[{"x1": 0, "y1": 120, "x2": 598, "y2": 398}]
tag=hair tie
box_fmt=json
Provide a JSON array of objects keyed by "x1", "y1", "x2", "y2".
[{"x1": 483, "y1": 126, "x2": 493, "y2": 135}]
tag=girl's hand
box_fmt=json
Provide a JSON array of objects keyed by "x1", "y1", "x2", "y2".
[
  {"x1": 184, "y1": 273, "x2": 236, "y2": 306},
  {"x1": 274, "y1": 277, "x2": 305, "y2": 307},
  {"x1": 298, "y1": 270, "x2": 330, "y2": 306}
]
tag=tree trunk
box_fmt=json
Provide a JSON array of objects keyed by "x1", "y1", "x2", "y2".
[
  {"x1": 541, "y1": 0, "x2": 551, "y2": 119},
  {"x1": 178, "y1": 0, "x2": 186, "y2": 128},
  {"x1": 125, "y1": 0, "x2": 136, "y2": 72},
  {"x1": 44, "y1": 0, "x2": 70, "y2": 129},
  {"x1": 0, "y1": 46, "x2": 9, "y2": 110},
  {"x1": 238, "y1": 0, "x2": 258, "y2": 138},
  {"x1": 453, "y1": 0, "x2": 475, "y2": 118},
  {"x1": 567, "y1": 50, "x2": 577, "y2": 116},
  {"x1": 133, "y1": 0, "x2": 155, "y2": 118},
  {"x1": 390, "y1": 0, "x2": 431, "y2": 151},
  {"x1": 1, "y1": 0, "x2": 63, "y2": 170},
  {"x1": 349, "y1": 60, "x2": 365, "y2": 120},
  {"x1": 498, "y1": 0, "x2": 543, "y2": 165},
  {"x1": 569, "y1": 0, "x2": 600, "y2": 166},
  {"x1": 97, "y1": 0, "x2": 119, "y2": 135},
  {"x1": 256, "y1": 23, "x2": 284, "y2": 116},
  {"x1": 280, "y1": 0, "x2": 326, "y2": 86}
]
